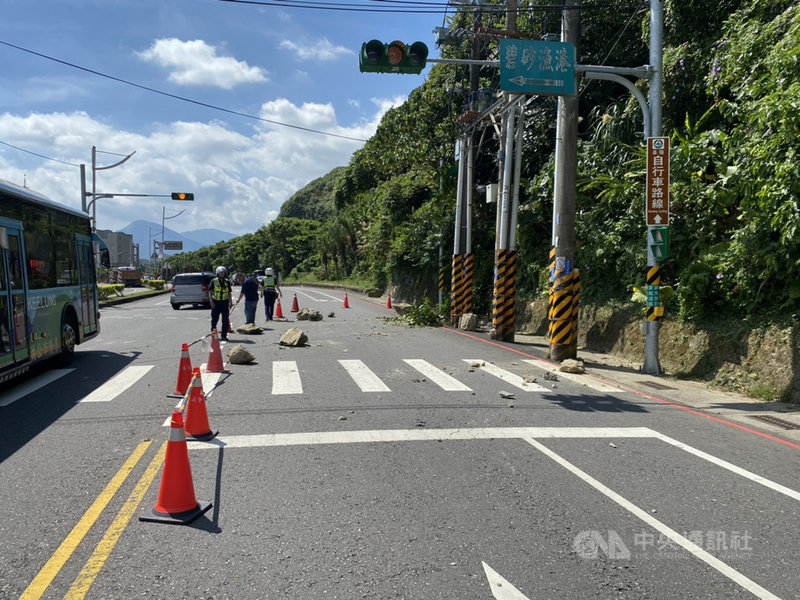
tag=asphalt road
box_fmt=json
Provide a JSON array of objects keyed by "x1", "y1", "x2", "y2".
[{"x1": 1, "y1": 287, "x2": 798, "y2": 599}]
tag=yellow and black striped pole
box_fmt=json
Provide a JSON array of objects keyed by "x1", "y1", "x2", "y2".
[
  {"x1": 491, "y1": 249, "x2": 517, "y2": 341},
  {"x1": 450, "y1": 253, "x2": 474, "y2": 326},
  {"x1": 461, "y1": 253, "x2": 473, "y2": 316},
  {"x1": 645, "y1": 265, "x2": 664, "y2": 321},
  {"x1": 450, "y1": 254, "x2": 463, "y2": 326},
  {"x1": 548, "y1": 267, "x2": 576, "y2": 361}
]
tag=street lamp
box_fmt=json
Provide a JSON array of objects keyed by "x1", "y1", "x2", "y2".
[
  {"x1": 82, "y1": 145, "x2": 136, "y2": 232},
  {"x1": 161, "y1": 206, "x2": 186, "y2": 279}
]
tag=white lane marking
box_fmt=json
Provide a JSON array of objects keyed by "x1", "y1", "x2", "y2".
[
  {"x1": 79, "y1": 365, "x2": 154, "y2": 403},
  {"x1": 273, "y1": 361, "x2": 303, "y2": 395},
  {"x1": 308, "y1": 289, "x2": 342, "y2": 302},
  {"x1": 188, "y1": 427, "x2": 658, "y2": 449},
  {"x1": 463, "y1": 359, "x2": 550, "y2": 393},
  {"x1": 339, "y1": 359, "x2": 391, "y2": 392},
  {"x1": 201, "y1": 371, "x2": 223, "y2": 398},
  {"x1": 403, "y1": 359, "x2": 472, "y2": 391},
  {"x1": 521, "y1": 359, "x2": 623, "y2": 392},
  {"x1": 293, "y1": 289, "x2": 329, "y2": 302},
  {"x1": 483, "y1": 562, "x2": 530, "y2": 600},
  {"x1": 524, "y1": 436, "x2": 783, "y2": 600},
  {"x1": 0, "y1": 369, "x2": 74, "y2": 407},
  {"x1": 654, "y1": 432, "x2": 800, "y2": 503}
]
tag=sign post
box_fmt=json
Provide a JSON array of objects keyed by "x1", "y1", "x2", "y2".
[{"x1": 644, "y1": 136, "x2": 670, "y2": 373}]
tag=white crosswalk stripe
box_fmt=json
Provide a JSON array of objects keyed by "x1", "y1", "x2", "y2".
[
  {"x1": 273, "y1": 361, "x2": 303, "y2": 394},
  {"x1": 339, "y1": 359, "x2": 391, "y2": 392},
  {"x1": 61, "y1": 357, "x2": 622, "y2": 405},
  {"x1": 521, "y1": 359, "x2": 623, "y2": 392},
  {"x1": 463, "y1": 359, "x2": 551, "y2": 393},
  {"x1": 79, "y1": 365, "x2": 154, "y2": 402},
  {"x1": 403, "y1": 359, "x2": 472, "y2": 391}
]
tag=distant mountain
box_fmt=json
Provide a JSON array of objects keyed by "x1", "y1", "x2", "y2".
[
  {"x1": 121, "y1": 220, "x2": 236, "y2": 258},
  {"x1": 181, "y1": 228, "x2": 237, "y2": 246}
]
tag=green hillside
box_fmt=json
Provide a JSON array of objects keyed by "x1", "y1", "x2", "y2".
[{"x1": 166, "y1": 1, "x2": 799, "y2": 399}]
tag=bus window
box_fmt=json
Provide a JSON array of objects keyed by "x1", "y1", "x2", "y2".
[
  {"x1": 0, "y1": 252, "x2": 8, "y2": 356},
  {"x1": 6, "y1": 233, "x2": 27, "y2": 352}
]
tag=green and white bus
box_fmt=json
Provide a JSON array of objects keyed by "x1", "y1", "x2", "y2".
[{"x1": 0, "y1": 178, "x2": 109, "y2": 383}]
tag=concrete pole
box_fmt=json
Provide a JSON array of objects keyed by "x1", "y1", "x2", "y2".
[
  {"x1": 549, "y1": 0, "x2": 580, "y2": 361},
  {"x1": 643, "y1": 0, "x2": 664, "y2": 374}
]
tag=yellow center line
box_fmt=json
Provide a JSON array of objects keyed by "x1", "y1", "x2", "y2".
[
  {"x1": 64, "y1": 441, "x2": 167, "y2": 600},
  {"x1": 20, "y1": 440, "x2": 152, "y2": 600}
]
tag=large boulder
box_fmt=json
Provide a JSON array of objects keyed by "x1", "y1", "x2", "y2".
[
  {"x1": 236, "y1": 323, "x2": 263, "y2": 334},
  {"x1": 296, "y1": 308, "x2": 323, "y2": 321},
  {"x1": 279, "y1": 327, "x2": 308, "y2": 347},
  {"x1": 227, "y1": 344, "x2": 255, "y2": 364},
  {"x1": 560, "y1": 358, "x2": 585, "y2": 374},
  {"x1": 393, "y1": 303, "x2": 412, "y2": 317},
  {"x1": 459, "y1": 313, "x2": 478, "y2": 331}
]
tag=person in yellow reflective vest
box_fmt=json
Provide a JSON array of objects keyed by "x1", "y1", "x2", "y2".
[
  {"x1": 209, "y1": 266, "x2": 233, "y2": 340},
  {"x1": 262, "y1": 267, "x2": 282, "y2": 321}
]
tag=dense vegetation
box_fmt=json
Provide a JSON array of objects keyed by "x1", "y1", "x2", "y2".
[{"x1": 167, "y1": 0, "x2": 799, "y2": 325}]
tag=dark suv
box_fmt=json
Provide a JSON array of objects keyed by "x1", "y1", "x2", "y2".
[{"x1": 170, "y1": 272, "x2": 214, "y2": 310}]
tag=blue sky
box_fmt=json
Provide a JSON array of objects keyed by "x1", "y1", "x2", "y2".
[{"x1": 0, "y1": 0, "x2": 450, "y2": 236}]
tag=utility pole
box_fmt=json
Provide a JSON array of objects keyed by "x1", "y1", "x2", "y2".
[
  {"x1": 549, "y1": 0, "x2": 581, "y2": 361},
  {"x1": 489, "y1": 0, "x2": 522, "y2": 342},
  {"x1": 642, "y1": 0, "x2": 664, "y2": 374}
]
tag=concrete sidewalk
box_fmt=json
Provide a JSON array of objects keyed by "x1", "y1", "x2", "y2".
[{"x1": 504, "y1": 331, "x2": 800, "y2": 446}]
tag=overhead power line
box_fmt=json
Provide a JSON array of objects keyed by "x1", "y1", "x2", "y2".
[
  {"x1": 0, "y1": 139, "x2": 80, "y2": 167},
  {"x1": 219, "y1": 0, "x2": 600, "y2": 12},
  {"x1": 0, "y1": 39, "x2": 368, "y2": 143}
]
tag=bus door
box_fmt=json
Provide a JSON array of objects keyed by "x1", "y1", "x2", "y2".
[
  {"x1": 76, "y1": 235, "x2": 98, "y2": 337},
  {"x1": 0, "y1": 223, "x2": 29, "y2": 366}
]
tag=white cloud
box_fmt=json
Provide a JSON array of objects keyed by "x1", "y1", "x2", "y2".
[
  {"x1": 138, "y1": 39, "x2": 268, "y2": 89},
  {"x1": 0, "y1": 98, "x2": 400, "y2": 239},
  {"x1": 279, "y1": 38, "x2": 353, "y2": 61}
]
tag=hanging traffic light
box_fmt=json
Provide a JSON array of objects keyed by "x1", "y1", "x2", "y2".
[
  {"x1": 171, "y1": 192, "x2": 194, "y2": 201},
  {"x1": 359, "y1": 40, "x2": 428, "y2": 74},
  {"x1": 649, "y1": 226, "x2": 670, "y2": 262}
]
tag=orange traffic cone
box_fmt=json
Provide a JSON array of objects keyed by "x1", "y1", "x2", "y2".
[
  {"x1": 386, "y1": 296, "x2": 392, "y2": 309},
  {"x1": 291, "y1": 293, "x2": 299, "y2": 312},
  {"x1": 184, "y1": 368, "x2": 218, "y2": 442},
  {"x1": 204, "y1": 330, "x2": 225, "y2": 373},
  {"x1": 343, "y1": 293, "x2": 350, "y2": 308},
  {"x1": 139, "y1": 410, "x2": 212, "y2": 525},
  {"x1": 274, "y1": 296, "x2": 284, "y2": 319},
  {"x1": 169, "y1": 343, "x2": 193, "y2": 398}
]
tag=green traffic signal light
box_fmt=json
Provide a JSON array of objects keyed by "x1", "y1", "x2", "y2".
[
  {"x1": 171, "y1": 192, "x2": 194, "y2": 201},
  {"x1": 363, "y1": 39, "x2": 384, "y2": 66},
  {"x1": 407, "y1": 41, "x2": 428, "y2": 69},
  {"x1": 359, "y1": 40, "x2": 428, "y2": 74},
  {"x1": 649, "y1": 226, "x2": 670, "y2": 262}
]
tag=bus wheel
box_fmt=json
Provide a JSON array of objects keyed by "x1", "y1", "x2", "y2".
[{"x1": 59, "y1": 315, "x2": 77, "y2": 365}]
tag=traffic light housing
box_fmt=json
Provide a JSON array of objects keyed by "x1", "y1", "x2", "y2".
[
  {"x1": 359, "y1": 40, "x2": 428, "y2": 74},
  {"x1": 171, "y1": 192, "x2": 194, "y2": 201},
  {"x1": 649, "y1": 226, "x2": 670, "y2": 262}
]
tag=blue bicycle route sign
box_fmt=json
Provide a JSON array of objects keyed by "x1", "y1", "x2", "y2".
[{"x1": 499, "y1": 39, "x2": 576, "y2": 96}]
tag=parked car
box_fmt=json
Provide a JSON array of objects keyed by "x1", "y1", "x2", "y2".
[{"x1": 170, "y1": 272, "x2": 215, "y2": 310}]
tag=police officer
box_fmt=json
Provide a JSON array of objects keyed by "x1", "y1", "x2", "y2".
[
  {"x1": 209, "y1": 266, "x2": 233, "y2": 340},
  {"x1": 262, "y1": 267, "x2": 282, "y2": 321}
]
